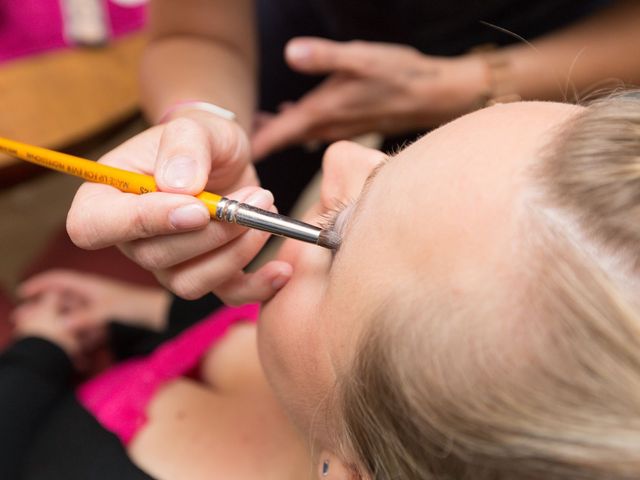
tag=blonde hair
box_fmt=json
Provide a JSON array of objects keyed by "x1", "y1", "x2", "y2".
[{"x1": 338, "y1": 93, "x2": 640, "y2": 479}]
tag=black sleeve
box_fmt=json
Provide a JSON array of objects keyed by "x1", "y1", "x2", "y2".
[
  {"x1": 166, "y1": 293, "x2": 223, "y2": 333},
  {"x1": 109, "y1": 293, "x2": 224, "y2": 360},
  {"x1": 0, "y1": 337, "x2": 73, "y2": 479}
]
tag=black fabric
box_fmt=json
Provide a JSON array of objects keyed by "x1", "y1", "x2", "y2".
[
  {"x1": 0, "y1": 290, "x2": 219, "y2": 479},
  {"x1": 255, "y1": 0, "x2": 331, "y2": 215},
  {"x1": 254, "y1": 0, "x2": 612, "y2": 216},
  {"x1": 311, "y1": 0, "x2": 611, "y2": 54},
  {"x1": 109, "y1": 292, "x2": 224, "y2": 360},
  {"x1": 0, "y1": 338, "x2": 153, "y2": 479},
  {"x1": 0, "y1": 2, "x2": 615, "y2": 477},
  {"x1": 23, "y1": 395, "x2": 153, "y2": 480},
  {"x1": 0, "y1": 338, "x2": 73, "y2": 480}
]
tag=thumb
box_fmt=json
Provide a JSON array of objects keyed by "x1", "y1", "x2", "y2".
[{"x1": 155, "y1": 117, "x2": 213, "y2": 195}]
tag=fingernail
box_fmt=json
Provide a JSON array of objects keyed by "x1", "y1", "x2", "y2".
[
  {"x1": 163, "y1": 156, "x2": 197, "y2": 190},
  {"x1": 170, "y1": 204, "x2": 210, "y2": 230},
  {"x1": 271, "y1": 273, "x2": 290, "y2": 290},
  {"x1": 287, "y1": 42, "x2": 312, "y2": 63},
  {"x1": 245, "y1": 189, "x2": 274, "y2": 208}
]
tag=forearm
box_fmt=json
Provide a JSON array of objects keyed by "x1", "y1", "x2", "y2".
[
  {"x1": 140, "y1": 0, "x2": 256, "y2": 131},
  {"x1": 124, "y1": 287, "x2": 172, "y2": 332},
  {"x1": 496, "y1": 0, "x2": 640, "y2": 101}
]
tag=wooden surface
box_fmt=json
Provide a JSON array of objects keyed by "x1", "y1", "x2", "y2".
[{"x1": 0, "y1": 32, "x2": 146, "y2": 168}]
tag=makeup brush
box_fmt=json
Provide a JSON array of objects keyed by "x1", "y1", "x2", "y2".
[{"x1": 0, "y1": 137, "x2": 341, "y2": 250}]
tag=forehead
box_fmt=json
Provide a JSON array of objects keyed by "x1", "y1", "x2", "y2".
[{"x1": 322, "y1": 102, "x2": 581, "y2": 349}]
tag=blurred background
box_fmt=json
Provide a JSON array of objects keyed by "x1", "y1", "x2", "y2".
[{"x1": 0, "y1": 0, "x2": 157, "y2": 346}]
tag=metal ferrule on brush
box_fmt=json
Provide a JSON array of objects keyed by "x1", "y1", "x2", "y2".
[{"x1": 215, "y1": 197, "x2": 340, "y2": 249}]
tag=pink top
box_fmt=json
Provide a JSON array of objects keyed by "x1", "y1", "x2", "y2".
[
  {"x1": 0, "y1": 0, "x2": 146, "y2": 63},
  {"x1": 76, "y1": 304, "x2": 260, "y2": 445}
]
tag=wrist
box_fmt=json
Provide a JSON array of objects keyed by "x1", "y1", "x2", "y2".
[
  {"x1": 448, "y1": 54, "x2": 493, "y2": 111},
  {"x1": 468, "y1": 46, "x2": 522, "y2": 106},
  {"x1": 415, "y1": 54, "x2": 492, "y2": 123}
]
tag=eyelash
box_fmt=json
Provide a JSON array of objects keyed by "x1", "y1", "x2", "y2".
[{"x1": 318, "y1": 201, "x2": 350, "y2": 253}]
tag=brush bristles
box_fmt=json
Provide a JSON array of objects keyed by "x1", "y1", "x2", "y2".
[{"x1": 317, "y1": 229, "x2": 342, "y2": 250}]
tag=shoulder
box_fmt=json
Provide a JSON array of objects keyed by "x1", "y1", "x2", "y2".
[{"x1": 199, "y1": 322, "x2": 268, "y2": 394}]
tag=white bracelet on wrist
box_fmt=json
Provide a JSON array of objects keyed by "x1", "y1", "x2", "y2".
[{"x1": 159, "y1": 101, "x2": 237, "y2": 124}]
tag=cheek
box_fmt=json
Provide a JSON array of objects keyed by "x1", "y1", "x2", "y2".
[
  {"x1": 257, "y1": 248, "x2": 333, "y2": 429},
  {"x1": 258, "y1": 261, "x2": 324, "y2": 386}
]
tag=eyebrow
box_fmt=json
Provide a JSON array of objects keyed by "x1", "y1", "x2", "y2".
[{"x1": 362, "y1": 156, "x2": 391, "y2": 197}]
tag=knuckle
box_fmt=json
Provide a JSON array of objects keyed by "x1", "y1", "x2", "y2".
[
  {"x1": 164, "y1": 271, "x2": 207, "y2": 301},
  {"x1": 304, "y1": 99, "x2": 326, "y2": 117},
  {"x1": 166, "y1": 117, "x2": 204, "y2": 136},
  {"x1": 162, "y1": 118, "x2": 210, "y2": 155},
  {"x1": 317, "y1": 126, "x2": 343, "y2": 141},
  {"x1": 222, "y1": 294, "x2": 244, "y2": 307},
  {"x1": 128, "y1": 241, "x2": 170, "y2": 270},
  {"x1": 214, "y1": 276, "x2": 251, "y2": 307},
  {"x1": 204, "y1": 223, "x2": 235, "y2": 249},
  {"x1": 229, "y1": 246, "x2": 252, "y2": 270},
  {"x1": 214, "y1": 286, "x2": 241, "y2": 306},
  {"x1": 231, "y1": 230, "x2": 268, "y2": 267},
  {"x1": 402, "y1": 44, "x2": 421, "y2": 56},
  {"x1": 66, "y1": 207, "x2": 99, "y2": 250},
  {"x1": 132, "y1": 201, "x2": 159, "y2": 239},
  {"x1": 347, "y1": 40, "x2": 366, "y2": 49},
  {"x1": 355, "y1": 57, "x2": 376, "y2": 74},
  {"x1": 209, "y1": 120, "x2": 246, "y2": 165}
]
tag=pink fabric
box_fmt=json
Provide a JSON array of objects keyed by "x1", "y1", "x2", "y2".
[
  {"x1": 77, "y1": 304, "x2": 260, "y2": 445},
  {"x1": 0, "y1": 0, "x2": 146, "y2": 63},
  {"x1": 106, "y1": 2, "x2": 147, "y2": 37}
]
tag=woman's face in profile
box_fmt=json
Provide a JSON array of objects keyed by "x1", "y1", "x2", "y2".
[{"x1": 257, "y1": 101, "x2": 583, "y2": 447}]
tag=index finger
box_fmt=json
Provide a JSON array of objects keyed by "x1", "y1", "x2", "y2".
[
  {"x1": 286, "y1": 37, "x2": 385, "y2": 77},
  {"x1": 67, "y1": 182, "x2": 211, "y2": 250},
  {"x1": 18, "y1": 270, "x2": 87, "y2": 299},
  {"x1": 251, "y1": 106, "x2": 313, "y2": 160}
]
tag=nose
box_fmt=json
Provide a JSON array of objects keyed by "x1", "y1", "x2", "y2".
[{"x1": 320, "y1": 141, "x2": 387, "y2": 208}]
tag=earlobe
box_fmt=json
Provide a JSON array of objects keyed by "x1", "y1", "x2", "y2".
[
  {"x1": 317, "y1": 451, "x2": 369, "y2": 480},
  {"x1": 321, "y1": 458, "x2": 331, "y2": 477}
]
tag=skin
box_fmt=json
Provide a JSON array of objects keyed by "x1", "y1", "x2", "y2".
[
  {"x1": 257, "y1": 102, "x2": 584, "y2": 457},
  {"x1": 252, "y1": 1, "x2": 640, "y2": 159},
  {"x1": 12, "y1": 293, "x2": 82, "y2": 359},
  {"x1": 18, "y1": 270, "x2": 171, "y2": 333},
  {"x1": 250, "y1": 38, "x2": 488, "y2": 159},
  {"x1": 28, "y1": 102, "x2": 582, "y2": 478},
  {"x1": 66, "y1": 113, "x2": 294, "y2": 306},
  {"x1": 68, "y1": 1, "x2": 640, "y2": 308}
]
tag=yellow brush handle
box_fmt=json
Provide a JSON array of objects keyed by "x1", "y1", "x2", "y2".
[{"x1": 0, "y1": 137, "x2": 222, "y2": 216}]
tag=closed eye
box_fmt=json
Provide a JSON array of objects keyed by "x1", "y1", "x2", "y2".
[
  {"x1": 319, "y1": 152, "x2": 396, "y2": 259},
  {"x1": 318, "y1": 202, "x2": 354, "y2": 257}
]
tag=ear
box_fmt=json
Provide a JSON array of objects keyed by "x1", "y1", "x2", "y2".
[{"x1": 316, "y1": 451, "x2": 372, "y2": 480}]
